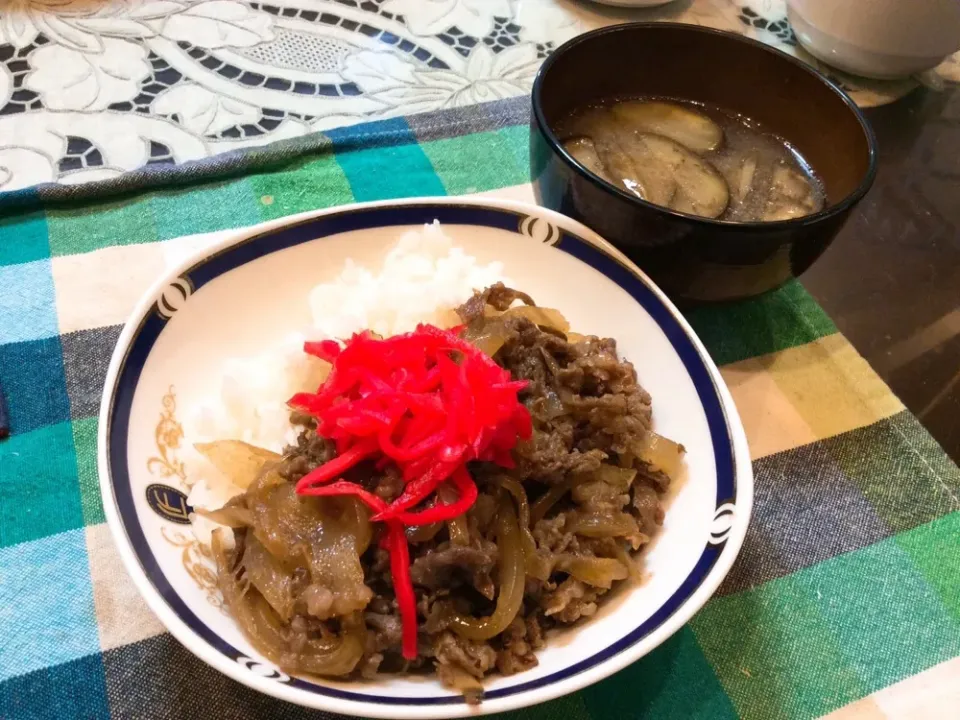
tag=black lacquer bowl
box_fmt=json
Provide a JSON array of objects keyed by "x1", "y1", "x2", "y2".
[{"x1": 530, "y1": 23, "x2": 877, "y2": 303}]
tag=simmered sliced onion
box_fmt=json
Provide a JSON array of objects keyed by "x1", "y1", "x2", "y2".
[
  {"x1": 212, "y1": 530, "x2": 365, "y2": 676},
  {"x1": 531, "y1": 475, "x2": 579, "y2": 524},
  {"x1": 554, "y1": 555, "x2": 628, "y2": 589},
  {"x1": 406, "y1": 521, "x2": 443, "y2": 544},
  {"x1": 436, "y1": 307, "x2": 464, "y2": 329},
  {"x1": 614, "y1": 543, "x2": 642, "y2": 583},
  {"x1": 195, "y1": 440, "x2": 280, "y2": 490},
  {"x1": 341, "y1": 492, "x2": 373, "y2": 555},
  {"x1": 242, "y1": 532, "x2": 296, "y2": 621},
  {"x1": 245, "y1": 471, "x2": 372, "y2": 619},
  {"x1": 462, "y1": 304, "x2": 569, "y2": 356},
  {"x1": 447, "y1": 516, "x2": 470, "y2": 546},
  {"x1": 495, "y1": 476, "x2": 546, "y2": 578},
  {"x1": 449, "y1": 498, "x2": 525, "y2": 640},
  {"x1": 438, "y1": 484, "x2": 469, "y2": 545},
  {"x1": 611, "y1": 100, "x2": 723, "y2": 153},
  {"x1": 588, "y1": 464, "x2": 637, "y2": 492},
  {"x1": 462, "y1": 317, "x2": 510, "y2": 358},
  {"x1": 294, "y1": 614, "x2": 367, "y2": 676},
  {"x1": 214, "y1": 529, "x2": 286, "y2": 648},
  {"x1": 635, "y1": 431, "x2": 685, "y2": 480},
  {"x1": 194, "y1": 505, "x2": 253, "y2": 528},
  {"x1": 495, "y1": 477, "x2": 530, "y2": 527},
  {"x1": 568, "y1": 510, "x2": 640, "y2": 539},
  {"x1": 305, "y1": 498, "x2": 373, "y2": 618}
]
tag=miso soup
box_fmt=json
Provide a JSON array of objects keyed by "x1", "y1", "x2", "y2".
[{"x1": 556, "y1": 98, "x2": 824, "y2": 223}]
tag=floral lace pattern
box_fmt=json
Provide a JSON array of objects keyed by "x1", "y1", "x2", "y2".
[{"x1": 0, "y1": 0, "x2": 954, "y2": 193}]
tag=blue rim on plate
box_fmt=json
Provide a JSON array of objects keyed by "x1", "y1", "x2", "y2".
[{"x1": 104, "y1": 203, "x2": 738, "y2": 706}]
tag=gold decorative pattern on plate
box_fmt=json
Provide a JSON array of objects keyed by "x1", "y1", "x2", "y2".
[
  {"x1": 147, "y1": 386, "x2": 225, "y2": 609},
  {"x1": 161, "y1": 527, "x2": 224, "y2": 612},
  {"x1": 147, "y1": 385, "x2": 187, "y2": 484}
]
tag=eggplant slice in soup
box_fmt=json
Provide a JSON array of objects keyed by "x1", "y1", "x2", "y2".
[
  {"x1": 562, "y1": 130, "x2": 730, "y2": 218},
  {"x1": 563, "y1": 137, "x2": 613, "y2": 185},
  {"x1": 764, "y1": 165, "x2": 824, "y2": 221},
  {"x1": 642, "y1": 135, "x2": 729, "y2": 218},
  {"x1": 558, "y1": 110, "x2": 636, "y2": 193},
  {"x1": 610, "y1": 101, "x2": 724, "y2": 153},
  {"x1": 594, "y1": 132, "x2": 668, "y2": 204},
  {"x1": 612, "y1": 133, "x2": 730, "y2": 218}
]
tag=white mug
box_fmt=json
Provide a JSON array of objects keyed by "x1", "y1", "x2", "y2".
[{"x1": 787, "y1": 0, "x2": 960, "y2": 79}]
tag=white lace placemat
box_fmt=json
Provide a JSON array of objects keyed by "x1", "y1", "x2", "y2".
[{"x1": 0, "y1": 0, "x2": 955, "y2": 194}]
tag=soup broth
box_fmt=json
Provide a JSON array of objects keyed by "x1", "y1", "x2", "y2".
[{"x1": 556, "y1": 98, "x2": 825, "y2": 223}]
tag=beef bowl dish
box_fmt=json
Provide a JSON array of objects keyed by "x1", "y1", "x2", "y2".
[{"x1": 98, "y1": 199, "x2": 752, "y2": 718}]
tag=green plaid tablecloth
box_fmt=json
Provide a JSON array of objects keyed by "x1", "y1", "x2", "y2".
[{"x1": 0, "y1": 97, "x2": 958, "y2": 720}]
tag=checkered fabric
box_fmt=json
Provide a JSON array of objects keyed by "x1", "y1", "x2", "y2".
[{"x1": 0, "y1": 97, "x2": 957, "y2": 720}]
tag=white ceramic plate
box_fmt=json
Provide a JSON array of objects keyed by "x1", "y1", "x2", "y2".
[{"x1": 98, "y1": 197, "x2": 752, "y2": 719}]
